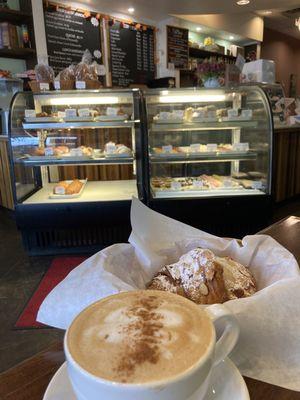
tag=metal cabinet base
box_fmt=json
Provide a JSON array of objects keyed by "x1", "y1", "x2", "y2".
[
  {"x1": 148, "y1": 195, "x2": 273, "y2": 239},
  {"x1": 16, "y1": 201, "x2": 132, "y2": 255}
]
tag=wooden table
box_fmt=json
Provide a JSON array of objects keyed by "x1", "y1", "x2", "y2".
[{"x1": 0, "y1": 216, "x2": 299, "y2": 399}]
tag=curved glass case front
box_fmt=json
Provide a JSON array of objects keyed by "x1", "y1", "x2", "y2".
[
  {"x1": 144, "y1": 86, "x2": 272, "y2": 199},
  {"x1": 9, "y1": 89, "x2": 141, "y2": 204}
]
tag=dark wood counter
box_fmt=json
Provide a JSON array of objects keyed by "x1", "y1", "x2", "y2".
[
  {"x1": 0, "y1": 216, "x2": 299, "y2": 399},
  {"x1": 273, "y1": 126, "x2": 300, "y2": 202}
]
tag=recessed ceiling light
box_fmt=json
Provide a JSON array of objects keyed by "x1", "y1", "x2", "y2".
[
  {"x1": 229, "y1": 36, "x2": 235, "y2": 40},
  {"x1": 236, "y1": 0, "x2": 250, "y2": 5},
  {"x1": 128, "y1": 7, "x2": 135, "y2": 13},
  {"x1": 196, "y1": 27, "x2": 202, "y2": 31}
]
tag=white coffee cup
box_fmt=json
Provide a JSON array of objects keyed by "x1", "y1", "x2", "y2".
[{"x1": 64, "y1": 293, "x2": 239, "y2": 400}]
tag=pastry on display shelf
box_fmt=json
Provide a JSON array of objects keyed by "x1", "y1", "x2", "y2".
[
  {"x1": 232, "y1": 172, "x2": 248, "y2": 179},
  {"x1": 53, "y1": 179, "x2": 84, "y2": 195},
  {"x1": 217, "y1": 144, "x2": 233, "y2": 152},
  {"x1": 147, "y1": 247, "x2": 257, "y2": 305},
  {"x1": 104, "y1": 141, "x2": 132, "y2": 157},
  {"x1": 152, "y1": 146, "x2": 183, "y2": 154}
]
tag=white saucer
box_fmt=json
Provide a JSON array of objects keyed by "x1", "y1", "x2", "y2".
[{"x1": 43, "y1": 358, "x2": 249, "y2": 400}]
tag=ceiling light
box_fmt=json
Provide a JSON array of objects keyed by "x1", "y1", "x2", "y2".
[
  {"x1": 128, "y1": 7, "x2": 135, "y2": 13},
  {"x1": 196, "y1": 27, "x2": 202, "y2": 31},
  {"x1": 236, "y1": 0, "x2": 250, "y2": 5},
  {"x1": 229, "y1": 36, "x2": 235, "y2": 40},
  {"x1": 262, "y1": 10, "x2": 272, "y2": 15}
]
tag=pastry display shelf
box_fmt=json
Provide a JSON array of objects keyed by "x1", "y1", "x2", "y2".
[
  {"x1": 22, "y1": 120, "x2": 136, "y2": 130},
  {"x1": 150, "y1": 120, "x2": 258, "y2": 132},
  {"x1": 23, "y1": 180, "x2": 137, "y2": 204},
  {"x1": 149, "y1": 152, "x2": 257, "y2": 164},
  {"x1": 151, "y1": 188, "x2": 265, "y2": 199},
  {"x1": 16, "y1": 156, "x2": 134, "y2": 167}
]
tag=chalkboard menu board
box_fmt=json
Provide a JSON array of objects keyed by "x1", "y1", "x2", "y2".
[
  {"x1": 109, "y1": 22, "x2": 155, "y2": 87},
  {"x1": 167, "y1": 25, "x2": 189, "y2": 69},
  {"x1": 43, "y1": 2, "x2": 102, "y2": 75}
]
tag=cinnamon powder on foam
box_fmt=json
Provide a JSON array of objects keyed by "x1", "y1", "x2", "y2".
[{"x1": 115, "y1": 296, "x2": 164, "y2": 382}]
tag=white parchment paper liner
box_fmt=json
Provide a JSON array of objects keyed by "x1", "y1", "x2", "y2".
[{"x1": 38, "y1": 198, "x2": 300, "y2": 391}]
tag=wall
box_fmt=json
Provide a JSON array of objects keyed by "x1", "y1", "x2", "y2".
[
  {"x1": 261, "y1": 28, "x2": 300, "y2": 96},
  {"x1": 0, "y1": 0, "x2": 26, "y2": 73}
]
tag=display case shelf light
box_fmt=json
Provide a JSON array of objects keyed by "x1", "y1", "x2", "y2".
[
  {"x1": 49, "y1": 97, "x2": 120, "y2": 106},
  {"x1": 158, "y1": 94, "x2": 226, "y2": 103}
]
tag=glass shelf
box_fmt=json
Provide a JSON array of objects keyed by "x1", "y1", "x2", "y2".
[
  {"x1": 149, "y1": 152, "x2": 257, "y2": 164},
  {"x1": 22, "y1": 120, "x2": 135, "y2": 130},
  {"x1": 150, "y1": 120, "x2": 258, "y2": 132},
  {"x1": 15, "y1": 156, "x2": 134, "y2": 167}
]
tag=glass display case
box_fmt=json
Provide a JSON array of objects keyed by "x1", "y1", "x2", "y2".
[
  {"x1": 9, "y1": 89, "x2": 143, "y2": 254},
  {"x1": 143, "y1": 87, "x2": 272, "y2": 200},
  {"x1": 259, "y1": 83, "x2": 286, "y2": 128}
]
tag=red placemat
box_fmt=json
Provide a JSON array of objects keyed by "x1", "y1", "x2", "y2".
[{"x1": 15, "y1": 256, "x2": 87, "y2": 329}]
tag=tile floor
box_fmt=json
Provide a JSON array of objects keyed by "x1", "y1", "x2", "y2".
[{"x1": 0, "y1": 200, "x2": 299, "y2": 373}]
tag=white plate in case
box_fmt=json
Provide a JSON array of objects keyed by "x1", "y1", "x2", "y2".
[
  {"x1": 49, "y1": 179, "x2": 87, "y2": 199},
  {"x1": 43, "y1": 359, "x2": 249, "y2": 400}
]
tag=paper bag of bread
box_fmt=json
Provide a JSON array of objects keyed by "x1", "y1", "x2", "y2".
[
  {"x1": 29, "y1": 61, "x2": 54, "y2": 92},
  {"x1": 54, "y1": 65, "x2": 75, "y2": 90},
  {"x1": 74, "y1": 49, "x2": 102, "y2": 89},
  {"x1": 37, "y1": 198, "x2": 300, "y2": 392}
]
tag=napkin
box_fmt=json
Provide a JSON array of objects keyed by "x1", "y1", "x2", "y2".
[{"x1": 37, "y1": 198, "x2": 300, "y2": 391}]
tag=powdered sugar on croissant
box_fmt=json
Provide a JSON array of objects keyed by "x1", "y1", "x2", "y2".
[{"x1": 148, "y1": 247, "x2": 256, "y2": 305}]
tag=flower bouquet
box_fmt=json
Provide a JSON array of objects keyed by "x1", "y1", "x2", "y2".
[{"x1": 197, "y1": 59, "x2": 225, "y2": 88}]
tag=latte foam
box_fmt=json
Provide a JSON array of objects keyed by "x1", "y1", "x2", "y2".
[{"x1": 67, "y1": 290, "x2": 214, "y2": 384}]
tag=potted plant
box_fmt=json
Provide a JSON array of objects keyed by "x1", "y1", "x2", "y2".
[{"x1": 197, "y1": 59, "x2": 225, "y2": 88}]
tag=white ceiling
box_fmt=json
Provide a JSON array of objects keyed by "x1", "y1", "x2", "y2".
[
  {"x1": 70, "y1": 0, "x2": 300, "y2": 22},
  {"x1": 71, "y1": 0, "x2": 300, "y2": 39}
]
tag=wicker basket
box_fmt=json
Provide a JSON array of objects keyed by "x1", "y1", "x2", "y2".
[
  {"x1": 85, "y1": 80, "x2": 102, "y2": 89},
  {"x1": 57, "y1": 80, "x2": 75, "y2": 90},
  {"x1": 29, "y1": 81, "x2": 53, "y2": 92}
]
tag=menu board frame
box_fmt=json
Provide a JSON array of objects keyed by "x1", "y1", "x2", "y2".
[
  {"x1": 43, "y1": 1, "x2": 104, "y2": 76},
  {"x1": 106, "y1": 19, "x2": 156, "y2": 88},
  {"x1": 166, "y1": 25, "x2": 189, "y2": 70}
]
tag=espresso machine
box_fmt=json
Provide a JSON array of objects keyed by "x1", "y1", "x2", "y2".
[{"x1": 0, "y1": 78, "x2": 23, "y2": 135}]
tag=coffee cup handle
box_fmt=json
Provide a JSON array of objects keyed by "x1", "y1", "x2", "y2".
[{"x1": 206, "y1": 304, "x2": 240, "y2": 366}]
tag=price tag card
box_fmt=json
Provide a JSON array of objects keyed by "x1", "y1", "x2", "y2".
[
  {"x1": 54, "y1": 81, "x2": 61, "y2": 90},
  {"x1": 241, "y1": 109, "x2": 253, "y2": 119},
  {"x1": 25, "y1": 109, "x2": 36, "y2": 118},
  {"x1": 39, "y1": 83, "x2": 49, "y2": 91},
  {"x1": 162, "y1": 145, "x2": 173, "y2": 153},
  {"x1": 70, "y1": 148, "x2": 83, "y2": 157},
  {"x1": 78, "y1": 108, "x2": 90, "y2": 117},
  {"x1": 206, "y1": 143, "x2": 218, "y2": 152},
  {"x1": 240, "y1": 142, "x2": 249, "y2": 151},
  {"x1": 106, "y1": 144, "x2": 117, "y2": 154},
  {"x1": 233, "y1": 143, "x2": 243, "y2": 152},
  {"x1": 190, "y1": 143, "x2": 200, "y2": 152},
  {"x1": 171, "y1": 181, "x2": 182, "y2": 191},
  {"x1": 252, "y1": 181, "x2": 263, "y2": 190},
  {"x1": 65, "y1": 109, "x2": 77, "y2": 118},
  {"x1": 193, "y1": 180, "x2": 203, "y2": 189},
  {"x1": 44, "y1": 147, "x2": 54, "y2": 156},
  {"x1": 227, "y1": 109, "x2": 239, "y2": 119},
  {"x1": 76, "y1": 81, "x2": 86, "y2": 89},
  {"x1": 54, "y1": 186, "x2": 66, "y2": 195},
  {"x1": 106, "y1": 107, "x2": 118, "y2": 116},
  {"x1": 57, "y1": 111, "x2": 66, "y2": 118},
  {"x1": 233, "y1": 142, "x2": 249, "y2": 152}
]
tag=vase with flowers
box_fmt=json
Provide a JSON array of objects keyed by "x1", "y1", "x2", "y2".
[{"x1": 197, "y1": 59, "x2": 225, "y2": 88}]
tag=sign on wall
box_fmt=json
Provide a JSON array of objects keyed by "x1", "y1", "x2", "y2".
[
  {"x1": 43, "y1": 2, "x2": 103, "y2": 75},
  {"x1": 167, "y1": 25, "x2": 189, "y2": 69},
  {"x1": 109, "y1": 20, "x2": 155, "y2": 87}
]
